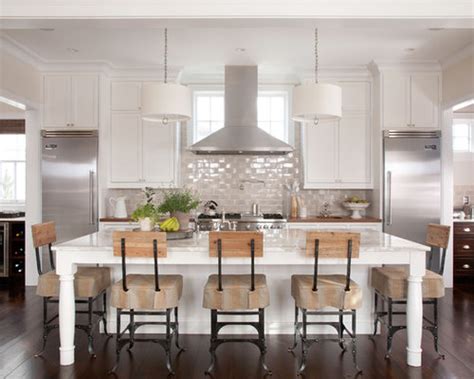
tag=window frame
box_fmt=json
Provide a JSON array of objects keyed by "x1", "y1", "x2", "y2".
[
  {"x1": 0, "y1": 133, "x2": 26, "y2": 205},
  {"x1": 188, "y1": 84, "x2": 294, "y2": 147},
  {"x1": 453, "y1": 117, "x2": 474, "y2": 153}
]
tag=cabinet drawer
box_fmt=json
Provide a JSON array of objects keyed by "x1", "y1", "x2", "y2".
[
  {"x1": 454, "y1": 240, "x2": 474, "y2": 255},
  {"x1": 454, "y1": 257, "x2": 474, "y2": 277},
  {"x1": 454, "y1": 223, "x2": 474, "y2": 236}
]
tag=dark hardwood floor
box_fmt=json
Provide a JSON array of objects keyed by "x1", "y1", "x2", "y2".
[{"x1": 1, "y1": 285, "x2": 473, "y2": 379}]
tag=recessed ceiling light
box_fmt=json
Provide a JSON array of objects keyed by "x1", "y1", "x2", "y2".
[
  {"x1": 428, "y1": 28, "x2": 445, "y2": 31},
  {"x1": 39, "y1": 28, "x2": 55, "y2": 32},
  {"x1": 66, "y1": 48, "x2": 79, "y2": 53},
  {"x1": 405, "y1": 48, "x2": 416, "y2": 52},
  {"x1": 235, "y1": 48, "x2": 246, "y2": 53}
]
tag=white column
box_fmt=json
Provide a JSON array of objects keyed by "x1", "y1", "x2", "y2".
[
  {"x1": 406, "y1": 250, "x2": 426, "y2": 367},
  {"x1": 57, "y1": 253, "x2": 77, "y2": 366}
]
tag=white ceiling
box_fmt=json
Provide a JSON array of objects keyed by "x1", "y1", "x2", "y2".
[{"x1": 1, "y1": 19, "x2": 473, "y2": 74}]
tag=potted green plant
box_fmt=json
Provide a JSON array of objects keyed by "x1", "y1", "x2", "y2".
[
  {"x1": 158, "y1": 189, "x2": 200, "y2": 230},
  {"x1": 131, "y1": 203, "x2": 161, "y2": 231}
]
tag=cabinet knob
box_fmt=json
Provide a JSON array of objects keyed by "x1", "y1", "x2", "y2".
[
  {"x1": 464, "y1": 228, "x2": 471, "y2": 232},
  {"x1": 463, "y1": 245, "x2": 471, "y2": 249},
  {"x1": 462, "y1": 264, "x2": 471, "y2": 269}
]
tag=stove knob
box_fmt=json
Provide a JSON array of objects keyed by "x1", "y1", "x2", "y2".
[
  {"x1": 246, "y1": 224, "x2": 251, "y2": 230},
  {"x1": 263, "y1": 224, "x2": 269, "y2": 229}
]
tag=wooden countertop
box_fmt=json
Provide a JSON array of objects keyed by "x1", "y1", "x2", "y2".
[
  {"x1": 288, "y1": 216, "x2": 382, "y2": 223},
  {"x1": 99, "y1": 217, "x2": 133, "y2": 222}
]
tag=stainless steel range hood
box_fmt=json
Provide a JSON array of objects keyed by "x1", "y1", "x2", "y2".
[{"x1": 188, "y1": 66, "x2": 293, "y2": 155}]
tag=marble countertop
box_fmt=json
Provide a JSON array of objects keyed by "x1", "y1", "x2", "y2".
[
  {"x1": 0, "y1": 217, "x2": 25, "y2": 222},
  {"x1": 288, "y1": 216, "x2": 381, "y2": 223},
  {"x1": 54, "y1": 228, "x2": 428, "y2": 266}
]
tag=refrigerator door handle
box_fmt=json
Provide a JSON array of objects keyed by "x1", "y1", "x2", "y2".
[
  {"x1": 89, "y1": 170, "x2": 95, "y2": 225},
  {"x1": 386, "y1": 170, "x2": 393, "y2": 226}
]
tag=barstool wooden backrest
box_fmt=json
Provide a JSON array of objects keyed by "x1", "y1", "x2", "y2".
[
  {"x1": 426, "y1": 224, "x2": 450, "y2": 275},
  {"x1": 305, "y1": 231, "x2": 361, "y2": 292},
  {"x1": 113, "y1": 231, "x2": 167, "y2": 292},
  {"x1": 209, "y1": 231, "x2": 264, "y2": 292},
  {"x1": 31, "y1": 221, "x2": 57, "y2": 275}
]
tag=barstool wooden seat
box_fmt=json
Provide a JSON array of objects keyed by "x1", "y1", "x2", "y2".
[
  {"x1": 203, "y1": 231, "x2": 271, "y2": 376},
  {"x1": 289, "y1": 231, "x2": 362, "y2": 376},
  {"x1": 32, "y1": 221, "x2": 111, "y2": 357},
  {"x1": 371, "y1": 224, "x2": 450, "y2": 358},
  {"x1": 109, "y1": 231, "x2": 184, "y2": 375}
]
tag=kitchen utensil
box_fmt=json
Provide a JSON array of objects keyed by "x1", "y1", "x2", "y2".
[{"x1": 109, "y1": 197, "x2": 127, "y2": 218}]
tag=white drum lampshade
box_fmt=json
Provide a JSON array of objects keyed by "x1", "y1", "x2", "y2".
[
  {"x1": 292, "y1": 82, "x2": 342, "y2": 123},
  {"x1": 141, "y1": 82, "x2": 192, "y2": 123}
]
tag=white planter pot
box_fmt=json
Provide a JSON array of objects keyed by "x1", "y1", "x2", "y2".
[{"x1": 139, "y1": 217, "x2": 154, "y2": 231}]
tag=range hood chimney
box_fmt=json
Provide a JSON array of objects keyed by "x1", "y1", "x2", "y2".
[{"x1": 188, "y1": 66, "x2": 294, "y2": 155}]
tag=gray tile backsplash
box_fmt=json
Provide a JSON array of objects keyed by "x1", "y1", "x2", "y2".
[{"x1": 106, "y1": 125, "x2": 373, "y2": 217}]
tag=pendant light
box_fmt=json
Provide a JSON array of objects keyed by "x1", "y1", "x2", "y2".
[
  {"x1": 142, "y1": 28, "x2": 192, "y2": 124},
  {"x1": 292, "y1": 29, "x2": 342, "y2": 125}
]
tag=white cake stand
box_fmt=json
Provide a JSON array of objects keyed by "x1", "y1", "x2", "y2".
[{"x1": 343, "y1": 202, "x2": 370, "y2": 219}]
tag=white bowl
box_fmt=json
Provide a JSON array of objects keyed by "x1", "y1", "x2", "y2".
[{"x1": 343, "y1": 202, "x2": 370, "y2": 219}]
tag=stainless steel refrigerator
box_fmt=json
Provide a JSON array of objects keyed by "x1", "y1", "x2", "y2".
[
  {"x1": 42, "y1": 130, "x2": 98, "y2": 243},
  {"x1": 383, "y1": 130, "x2": 441, "y2": 245}
]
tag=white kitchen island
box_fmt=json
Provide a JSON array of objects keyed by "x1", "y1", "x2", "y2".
[{"x1": 54, "y1": 228, "x2": 427, "y2": 368}]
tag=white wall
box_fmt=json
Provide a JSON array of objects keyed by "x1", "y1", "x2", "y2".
[{"x1": 442, "y1": 53, "x2": 474, "y2": 108}]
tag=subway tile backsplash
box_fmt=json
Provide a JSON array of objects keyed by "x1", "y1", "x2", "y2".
[{"x1": 106, "y1": 125, "x2": 373, "y2": 217}]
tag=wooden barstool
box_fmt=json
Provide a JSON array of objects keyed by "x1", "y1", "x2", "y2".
[
  {"x1": 289, "y1": 231, "x2": 363, "y2": 375},
  {"x1": 371, "y1": 223, "x2": 451, "y2": 358},
  {"x1": 109, "y1": 231, "x2": 185, "y2": 375},
  {"x1": 32, "y1": 221, "x2": 111, "y2": 357},
  {"x1": 202, "y1": 231, "x2": 271, "y2": 376}
]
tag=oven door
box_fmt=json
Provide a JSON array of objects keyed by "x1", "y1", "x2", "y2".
[{"x1": 0, "y1": 222, "x2": 9, "y2": 277}]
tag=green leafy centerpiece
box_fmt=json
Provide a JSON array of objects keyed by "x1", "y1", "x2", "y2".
[
  {"x1": 131, "y1": 187, "x2": 161, "y2": 231},
  {"x1": 158, "y1": 188, "x2": 200, "y2": 231}
]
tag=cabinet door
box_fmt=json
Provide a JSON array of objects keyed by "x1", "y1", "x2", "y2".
[
  {"x1": 142, "y1": 121, "x2": 177, "y2": 186},
  {"x1": 410, "y1": 74, "x2": 439, "y2": 128},
  {"x1": 111, "y1": 81, "x2": 141, "y2": 111},
  {"x1": 303, "y1": 120, "x2": 338, "y2": 188},
  {"x1": 110, "y1": 113, "x2": 141, "y2": 183},
  {"x1": 71, "y1": 75, "x2": 99, "y2": 128},
  {"x1": 339, "y1": 114, "x2": 371, "y2": 186},
  {"x1": 43, "y1": 75, "x2": 70, "y2": 128},
  {"x1": 341, "y1": 82, "x2": 369, "y2": 112},
  {"x1": 382, "y1": 73, "x2": 410, "y2": 129}
]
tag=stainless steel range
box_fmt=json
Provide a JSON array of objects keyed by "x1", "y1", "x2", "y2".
[{"x1": 196, "y1": 213, "x2": 287, "y2": 231}]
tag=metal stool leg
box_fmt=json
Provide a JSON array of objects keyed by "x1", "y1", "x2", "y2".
[
  {"x1": 34, "y1": 298, "x2": 49, "y2": 357},
  {"x1": 205, "y1": 310, "x2": 218, "y2": 376},
  {"x1": 432, "y1": 299, "x2": 445, "y2": 359},
  {"x1": 385, "y1": 298, "x2": 394, "y2": 359},
  {"x1": 128, "y1": 309, "x2": 135, "y2": 351},
  {"x1": 258, "y1": 308, "x2": 272, "y2": 375},
  {"x1": 174, "y1": 307, "x2": 185, "y2": 352},
  {"x1": 372, "y1": 292, "x2": 379, "y2": 337},
  {"x1": 108, "y1": 308, "x2": 122, "y2": 374},
  {"x1": 102, "y1": 292, "x2": 109, "y2": 336},
  {"x1": 351, "y1": 310, "x2": 362, "y2": 374},
  {"x1": 165, "y1": 308, "x2": 175, "y2": 375},
  {"x1": 87, "y1": 297, "x2": 96, "y2": 357},
  {"x1": 338, "y1": 309, "x2": 346, "y2": 351},
  {"x1": 297, "y1": 309, "x2": 308, "y2": 375},
  {"x1": 288, "y1": 305, "x2": 299, "y2": 351}
]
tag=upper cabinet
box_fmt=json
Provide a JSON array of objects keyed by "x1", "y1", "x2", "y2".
[
  {"x1": 381, "y1": 71, "x2": 440, "y2": 129},
  {"x1": 108, "y1": 80, "x2": 180, "y2": 189},
  {"x1": 43, "y1": 74, "x2": 99, "y2": 129},
  {"x1": 303, "y1": 81, "x2": 372, "y2": 189}
]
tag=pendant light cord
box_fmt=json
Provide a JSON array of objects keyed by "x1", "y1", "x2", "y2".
[
  {"x1": 314, "y1": 28, "x2": 318, "y2": 84},
  {"x1": 164, "y1": 28, "x2": 168, "y2": 84}
]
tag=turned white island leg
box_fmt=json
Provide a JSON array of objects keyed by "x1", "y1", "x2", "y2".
[
  {"x1": 406, "y1": 251, "x2": 426, "y2": 367},
  {"x1": 56, "y1": 255, "x2": 77, "y2": 366}
]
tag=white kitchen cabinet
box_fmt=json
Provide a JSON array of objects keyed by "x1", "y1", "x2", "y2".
[
  {"x1": 382, "y1": 71, "x2": 439, "y2": 129},
  {"x1": 110, "y1": 113, "x2": 141, "y2": 183},
  {"x1": 108, "y1": 113, "x2": 179, "y2": 188},
  {"x1": 303, "y1": 119, "x2": 339, "y2": 186},
  {"x1": 338, "y1": 114, "x2": 371, "y2": 185},
  {"x1": 111, "y1": 81, "x2": 141, "y2": 111},
  {"x1": 43, "y1": 74, "x2": 99, "y2": 129}
]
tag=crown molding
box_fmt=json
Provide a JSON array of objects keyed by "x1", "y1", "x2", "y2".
[
  {"x1": 440, "y1": 43, "x2": 474, "y2": 70},
  {"x1": 370, "y1": 59, "x2": 442, "y2": 72}
]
